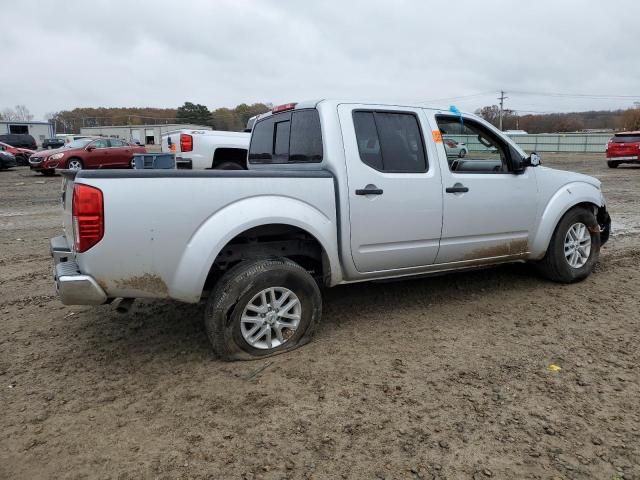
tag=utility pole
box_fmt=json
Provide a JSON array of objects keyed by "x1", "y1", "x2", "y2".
[{"x1": 498, "y1": 90, "x2": 508, "y2": 130}]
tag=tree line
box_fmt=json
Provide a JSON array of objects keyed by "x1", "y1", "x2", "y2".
[
  {"x1": 475, "y1": 105, "x2": 640, "y2": 133},
  {"x1": 0, "y1": 105, "x2": 35, "y2": 122},
  {"x1": 4, "y1": 102, "x2": 640, "y2": 134},
  {"x1": 42, "y1": 102, "x2": 272, "y2": 133}
]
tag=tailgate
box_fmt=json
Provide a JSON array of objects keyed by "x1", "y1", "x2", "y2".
[
  {"x1": 608, "y1": 142, "x2": 638, "y2": 157},
  {"x1": 161, "y1": 132, "x2": 181, "y2": 154}
]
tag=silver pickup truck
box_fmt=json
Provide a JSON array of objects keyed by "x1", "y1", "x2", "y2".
[{"x1": 51, "y1": 100, "x2": 611, "y2": 360}]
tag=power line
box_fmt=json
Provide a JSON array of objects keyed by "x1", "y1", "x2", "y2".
[
  {"x1": 423, "y1": 91, "x2": 496, "y2": 104},
  {"x1": 510, "y1": 90, "x2": 640, "y2": 99}
]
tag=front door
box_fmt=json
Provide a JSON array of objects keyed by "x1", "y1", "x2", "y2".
[
  {"x1": 84, "y1": 138, "x2": 110, "y2": 168},
  {"x1": 431, "y1": 114, "x2": 538, "y2": 264},
  {"x1": 338, "y1": 104, "x2": 443, "y2": 273}
]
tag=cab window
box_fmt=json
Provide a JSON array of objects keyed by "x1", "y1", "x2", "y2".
[
  {"x1": 352, "y1": 111, "x2": 427, "y2": 173},
  {"x1": 436, "y1": 116, "x2": 511, "y2": 173},
  {"x1": 248, "y1": 109, "x2": 323, "y2": 164}
]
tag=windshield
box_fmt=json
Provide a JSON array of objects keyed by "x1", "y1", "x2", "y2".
[{"x1": 65, "y1": 138, "x2": 93, "y2": 149}]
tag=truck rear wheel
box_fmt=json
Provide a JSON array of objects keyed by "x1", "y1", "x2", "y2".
[
  {"x1": 204, "y1": 258, "x2": 322, "y2": 361},
  {"x1": 537, "y1": 206, "x2": 601, "y2": 283}
]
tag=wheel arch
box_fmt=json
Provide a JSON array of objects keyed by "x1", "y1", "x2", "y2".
[
  {"x1": 529, "y1": 182, "x2": 604, "y2": 260},
  {"x1": 169, "y1": 195, "x2": 341, "y2": 302},
  {"x1": 211, "y1": 147, "x2": 248, "y2": 169}
]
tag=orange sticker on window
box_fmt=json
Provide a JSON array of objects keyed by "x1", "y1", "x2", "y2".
[{"x1": 432, "y1": 130, "x2": 443, "y2": 143}]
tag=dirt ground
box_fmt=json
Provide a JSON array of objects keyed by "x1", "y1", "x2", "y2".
[{"x1": 1, "y1": 154, "x2": 639, "y2": 480}]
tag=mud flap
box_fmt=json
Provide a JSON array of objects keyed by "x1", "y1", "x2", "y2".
[{"x1": 597, "y1": 206, "x2": 611, "y2": 245}]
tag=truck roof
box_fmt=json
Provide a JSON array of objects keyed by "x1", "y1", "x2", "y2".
[{"x1": 254, "y1": 99, "x2": 478, "y2": 123}]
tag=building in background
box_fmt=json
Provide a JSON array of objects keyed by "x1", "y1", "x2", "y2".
[
  {"x1": 0, "y1": 120, "x2": 54, "y2": 148},
  {"x1": 80, "y1": 124, "x2": 211, "y2": 145}
]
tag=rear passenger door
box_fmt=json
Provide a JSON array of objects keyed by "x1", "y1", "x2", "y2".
[
  {"x1": 338, "y1": 104, "x2": 443, "y2": 273},
  {"x1": 108, "y1": 139, "x2": 133, "y2": 168}
]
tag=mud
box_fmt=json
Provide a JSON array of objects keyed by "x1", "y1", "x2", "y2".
[
  {"x1": 1, "y1": 154, "x2": 639, "y2": 479},
  {"x1": 114, "y1": 273, "x2": 169, "y2": 296},
  {"x1": 463, "y1": 238, "x2": 529, "y2": 261}
]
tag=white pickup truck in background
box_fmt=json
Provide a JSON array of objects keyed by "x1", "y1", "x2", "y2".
[{"x1": 161, "y1": 129, "x2": 249, "y2": 169}]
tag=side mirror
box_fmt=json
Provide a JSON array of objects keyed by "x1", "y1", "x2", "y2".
[
  {"x1": 528, "y1": 152, "x2": 541, "y2": 166},
  {"x1": 86, "y1": 145, "x2": 95, "y2": 152}
]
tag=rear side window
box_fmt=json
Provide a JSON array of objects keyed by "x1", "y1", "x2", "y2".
[
  {"x1": 352, "y1": 111, "x2": 427, "y2": 172},
  {"x1": 249, "y1": 109, "x2": 323, "y2": 164}
]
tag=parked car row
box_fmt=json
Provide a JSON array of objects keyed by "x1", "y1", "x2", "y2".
[
  {"x1": 0, "y1": 140, "x2": 35, "y2": 166},
  {"x1": 28, "y1": 137, "x2": 147, "y2": 175}
]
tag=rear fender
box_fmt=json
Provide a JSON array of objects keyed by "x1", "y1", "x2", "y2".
[
  {"x1": 529, "y1": 182, "x2": 604, "y2": 259},
  {"x1": 170, "y1": 195, "x2": 339, "y2": 302}
]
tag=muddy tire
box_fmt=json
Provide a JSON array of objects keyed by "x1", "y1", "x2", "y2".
[
  {"x1": 204, "y1": 258, "x2": 322, "y2": 361},
  {"x1": 607, "y1": 160, "x2": 620, "y2": 168},
  {"x1": 537, "y1": 206, "x2": 601, "y2": 283}
]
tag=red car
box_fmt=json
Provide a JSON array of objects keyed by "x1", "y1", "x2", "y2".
[
  {"x1": 606, "y1": 131, "x2": 640, "y2": 168},
  {"x1": 28, "y1": 137, "x2": 146, "y2": 175},
  {"x1": 0, "y1": 141, "x2": 35, "y2": 166}
]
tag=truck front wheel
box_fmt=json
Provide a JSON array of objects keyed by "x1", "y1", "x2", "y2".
[
  {"x1": 204, "y1": 258, "x2": 322, "y2": 361},
  {"x1": 537, "y1": 206, "x2": 601, "y2": 283}
]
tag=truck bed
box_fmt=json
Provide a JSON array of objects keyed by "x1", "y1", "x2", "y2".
[{"x1": 60, "y1": 169, "x2": 337, "y2": 303}]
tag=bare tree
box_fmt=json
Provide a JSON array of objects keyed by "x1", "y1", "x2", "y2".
[
  {"x1": 1, "y1": 108, "x2": 18, "y2": 121},
  {"x1": 14, "y1": 105, "x2": 34, "y2": 121}
]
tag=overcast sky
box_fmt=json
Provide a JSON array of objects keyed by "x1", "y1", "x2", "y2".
[{"x1": 2, "y1": 0, "x2": 640, "y2": 119}]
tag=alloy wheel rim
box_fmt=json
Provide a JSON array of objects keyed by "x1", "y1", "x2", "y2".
[
  {"x1": 564, "y1": 222, "x2": 591, "y2": 268},
  {"x1": 68, "y1": 160, "x2": 82, "y2": 170},
  {"x1": 240, "y1": 287, "x2": 301, "y2": 350}
]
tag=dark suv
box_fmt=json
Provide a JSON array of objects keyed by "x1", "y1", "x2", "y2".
[{"x1": 0, "y1": 134, "x2": 37, "y2": 150}]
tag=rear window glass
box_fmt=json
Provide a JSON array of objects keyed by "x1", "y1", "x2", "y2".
[
  {"x1": 290, "y1": 110, "x2": 323, "y2": 162},
  {"x1": 612, "y1": 134, "x2": 640, "y2": 143},
  {"x1": 249, "y1": 109, "x2": 323, "y2": 164},
  {"x1": 273, "y1": 119, "x2": 291, "y2": 162},
  {"x1": 353, "y1": 111, "x2": 427, "y2": 172}
]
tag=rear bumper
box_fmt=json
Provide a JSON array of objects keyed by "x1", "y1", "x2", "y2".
[
  {"x1": 50, "y1": 236, "x2": 107, "y2": 305},
  {"x1": 175, "y1": 157, "x2": 193, "y2": 169},
  {"x1": 606, "y1": 155, "x2": 639, "y2": 163}
]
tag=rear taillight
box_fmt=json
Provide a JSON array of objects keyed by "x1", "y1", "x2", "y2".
[
  {"x1": 72, "y1": 184, "x2": 104, "y2": 253},
  {"x1": 180, "y1": 133, "x2": 193, "y2": 152}
]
